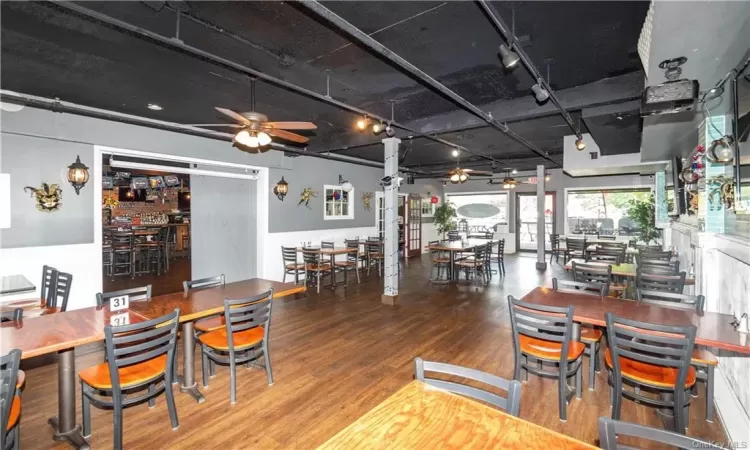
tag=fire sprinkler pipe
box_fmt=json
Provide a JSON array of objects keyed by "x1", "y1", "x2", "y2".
[
  {"x1": 48, "y1": 1, "x2": 500, "y2": 166},
  {"x1": 476, "y1": 0, "x2": 582, "y2": 141},
  {"x1": 298, "y1": 0, "x2": 560, "y2": 167}
]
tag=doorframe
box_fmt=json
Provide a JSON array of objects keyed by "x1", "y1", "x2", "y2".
[
  {"x1": 515, "y1": 191, "x2": 556, "y2": 253},
  {"x1": 375, "y1": 191, "x2": 408, "y2": 239}
]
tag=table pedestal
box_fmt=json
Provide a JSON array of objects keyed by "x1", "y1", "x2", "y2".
[
  {"x1": 48, "y1": 348, "x2": 90, "y2": 449},
  {"x1": 179, "y1": 322, "x2": 206, "y2": 403}
]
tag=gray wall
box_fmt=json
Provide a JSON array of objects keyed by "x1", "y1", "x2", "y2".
[
  {"x1": 190, "y1": 175, "x2": 256, "y2": 282},
  {"x1": 0, "y1": 133, "x2": 94, "y2": 248},
  {"x1": 444, "y1": 169, "x2": 652, "y2": 234},
  {"x1": 268, "y1": 156, "x2": 382, "y2": 232}
]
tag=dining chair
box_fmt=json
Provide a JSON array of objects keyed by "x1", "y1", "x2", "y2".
[
  {"x1": 639, "y1": 261, "x2": 680, "y2": 275},
  {"x1": 1, "y1": 349, "x2": 21, "y2": 450},
  {"x1": 414, "y1": 357, "x2": 522, "y2": 417},
  {"x1": 635, "y1": 270, "x2": 686, "y2": 294},
  {"x1": 489, "y1": 239, "x2": 505, "y2": 275},
  {"x1": 638, "y1": 249, "x2": 672, "y2": 261},
  {"x1": 46, "y1": 270, "x2": 73, "y2": 312},
  {"x1": 41, "y1": 264, "x2": 57, "y2": 304},
  {"x1": 321, "y1": 241, "x2": 335, "y2": 249},
  {"x1": 627, "y1": 239, "x2": 638, "y2": 248},
  {"x1": 507, "y1": 295, "x2": 584, "y2": 421},
  {"x1": 605, "y1": 312, "x2": 696, "y2": 434},
  {"x1": 96, "y1": 285, "x2": 152, "y2": 307},
  {"x1": 79, "y1": 309, "x2": 180, "y2": 449},
  {"x1": 198, "y1": 289, "x2": 273, "y2": 404},
  {"x1": 447, "y1": 230, "x2": 460, "y2": 241},
  {"x1": 303, "y1": 250, "x2": 333, "y2": 293},
  {"x1": 552, "y1": 278, "x2": 605, "y2": 391},
  {"x1": 549, "y1": 234, "x2": 567, "y2": 264},
  {"x1": 455, "y1": 244, "x2": 488, "y2": 287},
  {"x1": 597, "y1": 417, "x2": 724, "y2": 450},
  {"x1": 365, "y1": 241, "x2": 384, "y2": 277},
  {"x1": 336, "y1": 240, "x2": 361, "y2": 285},
  {"x1": 586, "y1": 253, "x2": 622, "y2": 265},
  {"x1": 636, "y1": 289, "x2": 716, "y2": 423},
  {"x1": 565, "y1": 238, "x2": 586, "y2": 261},
  {"x1": 185, "y1": 275, "x2": 227, "y2": 333},
  {"x1": 281, "y1": 246, "x2": 305, "y2": 285},
  {"x1": 427, "y1": 240, "x2": 450, "y2": 281},
  {"x1": 571, "y1": 261, "x2": 613, "y2": 294}
]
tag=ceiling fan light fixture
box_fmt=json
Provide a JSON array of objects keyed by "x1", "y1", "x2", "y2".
[
  {"x1": 235, "y1": 130, "x2": 259, "y2": 148},
  {"x1": 449, "y1": 173, "x2": 460, "y2": 184},
  {"x1": 499, "y1": 43, "x2": 520, "y2": 69},
  {"x1": 257, "y1": 131, "x2": 272, "y2": 146},
  {"x1": 459, "y1": 173, "x2": 468, "y2": 183}
]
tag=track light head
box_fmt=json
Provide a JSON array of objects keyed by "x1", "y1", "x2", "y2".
[
  {"x1": 498, "y1": 44, "x2": 520, "y2": 69},
  {"x1": 511, "y1": 169, "x2": 517, "y2": 175},
  {"x1": 575, "y1": 137, "x2": 586, "y2": 151},
  {"x1": 356, "y1": 117, "x2": 368, "y2": 131},
  {"x1": 452, "y1": 149, "x2": 460, "y2": 157},
  {"x1": 372, "y1": 122, "x2": 384, "y2": 134},
  {"x1": 385, "y1": 124, "x2": 396, "y2": 137},
  {"x1": 531, "y1": 84, "x2": 550, "y2": 103}
]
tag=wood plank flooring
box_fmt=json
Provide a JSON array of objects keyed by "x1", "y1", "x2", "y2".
[{"x1": 17, "y1": 254, "x2": 727, "y2": 449}]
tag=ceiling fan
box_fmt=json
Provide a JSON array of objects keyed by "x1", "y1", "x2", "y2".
[
  {"x1": 194, "y1": 79, "x2": 317, "y2": 153},
  {"x1": 442, "y1": 152, "x2": 493, "y2": 184}
]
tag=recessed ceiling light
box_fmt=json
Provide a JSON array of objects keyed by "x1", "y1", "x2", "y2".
[{"x1": 147, "y1": 103, "x2": 163, "y2": 111}]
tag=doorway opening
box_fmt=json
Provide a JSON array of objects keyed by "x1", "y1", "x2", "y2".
[{"x1": 516, "y1": 192, "x2": 555, "y2": 252}]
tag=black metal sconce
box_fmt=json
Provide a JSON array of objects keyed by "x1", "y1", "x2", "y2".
[
  {"x1": 273, "y1": 176, "x2": 289, "y2": 201},
  {"x1": 67, "y1": 155, "x2": 89, "y2": 195}
]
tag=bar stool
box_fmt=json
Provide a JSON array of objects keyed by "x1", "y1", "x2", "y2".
[
  {"x1": 157, "y1": 227, "x2": 171, "y2": 274},
  {"x1": 112, "y1": 231, "x2": 135, "y2": 278},
  {"x1": 507, "y1": 295, "x2": 584, "y2": 421},
  {"x1": 102, "y1": 231, "x2": 114, "y2": 278},
  {"x1": 79, "y1": 310, "x2": 180, "y2": 449},
  {"x1": 134, "y1": 229, "x2": 160, "y2": 276},
  {"x1": 198, "y1": 290, "x2": 274, "y2": 404},
  {"x1": 605, "y1": 312, "x2": 696, "y2": 434},
  {"x1": 1, "y1": 348, "x2": 22, "y2": 450}
]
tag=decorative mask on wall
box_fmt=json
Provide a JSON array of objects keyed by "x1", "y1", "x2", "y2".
[
  {"x1": 361, "y1": 191, "x2": 374, "y2": 210},
  {"x1": 24, "y1": 183, "x2": 63, "y2": 212},
  {"x1": 298, "y1": 188, "x2": 318, "y2": 209}
]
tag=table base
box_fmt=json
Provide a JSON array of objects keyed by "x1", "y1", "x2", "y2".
[
  {"x1": 48, "y1": 417, "x2": 90, "y2": 449},
  {"x1": 180, "y1": 321, "x2": 206, "y2": 403}
]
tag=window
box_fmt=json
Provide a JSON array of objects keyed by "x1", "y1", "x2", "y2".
[
  {"x1": 566, "y1": 188, "x2": 650, "y2": 236},
  {"x1": 421, "y1": 201, "x2": 436, "y2": 217},
  {"x1": 445, "y1": 192, "x2": 508, "y2": 230},
  {"x1": 324, "y1": 185, "x2": 353, "y2": 220}
]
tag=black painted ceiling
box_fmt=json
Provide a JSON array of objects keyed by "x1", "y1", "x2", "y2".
[{"x1": 0, "y1": 1, "x2": 648, "y2": 173}]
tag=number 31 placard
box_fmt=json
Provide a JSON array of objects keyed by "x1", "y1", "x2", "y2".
[{"x1": 110, "y1": 295, "x2": 129, "y2": 312}]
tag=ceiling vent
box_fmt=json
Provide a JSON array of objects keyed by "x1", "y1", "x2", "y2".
[{"x1": 637, "y1": 1, "x2": 655, "y2": 77}]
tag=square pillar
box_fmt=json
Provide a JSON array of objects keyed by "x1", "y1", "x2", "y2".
[
  {"x1": 382, "y1": 137, "x2": 400, "y2": 305},
  {"x1": 536, "y1": 165, "x2": 547, "y2": 270}
]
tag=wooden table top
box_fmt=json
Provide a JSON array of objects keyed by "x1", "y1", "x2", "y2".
[
  {"x1": 521, "y1": 287, "x2": 750, "y2": 354},
  {"x1": 318, "y1": 380, "x2": 596, "y2": 450},
  {"x1": 426, "y1": 239, "x2": 492, "y2": 252},
  {"x1": 1, "y1": 307, "x2": 149, "y2": 359},
  {"x1": 128, "y1": 278, "x2": 306, "y2": 322},
  {"x1": 297, "y1": 247, "x2": 357, "y2": 255},
  {"x1": 563, "y1": 258, "x2": 695, "y2": 285}
]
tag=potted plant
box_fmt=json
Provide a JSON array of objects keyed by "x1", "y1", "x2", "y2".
[
  {"x1": 433, "y1": 202, "x2": 457, "y2": 238},
  {"x1": 625, "y1": 193, "x2": 661, "y2": 244}
]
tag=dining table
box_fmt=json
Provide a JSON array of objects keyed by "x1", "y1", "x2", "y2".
[
  {"x1": 426, "y1": 239, "x2": 492, "y2": 281},
  {"x1": 298, "y1": 247, "x2": 358, "y2": 288},
  {"x1": 564, "y1": 258, "x2": 695, "y2": 292},
  {"x1": 0, "y1": 278, "x2": 305, "y2": 449},
  {"x1": 317, "y1": 379, "x2": 596, "y2": 449}
]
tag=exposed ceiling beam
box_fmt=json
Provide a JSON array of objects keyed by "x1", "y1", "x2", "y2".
[
  {"x1": 312, "y1": 72, "x2": 643, "y2": 153},
  {"x1": 297, "y1": 0, "x2": 560, "y2": 167}
]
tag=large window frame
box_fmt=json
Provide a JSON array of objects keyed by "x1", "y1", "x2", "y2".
[
  {"x1": 323, "y1": 184, "x2": 354, "y2": 220},
  {"x1": 563, "y1": 185, "x2": 653, "y2": 235},
  {"x1": 445, "y1": 191, "x2": 509, "y2": 230}
]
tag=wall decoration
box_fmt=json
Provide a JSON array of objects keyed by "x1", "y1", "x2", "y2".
[
  {"x1": 708, "y1": 175, "x2": 735, "y2": 211},
  {"x1": 24, "y1": 183, "x2": 63, "y2": 212},
  {"x1": 298, "y1": 188, "x2": 318, "y2": 209},
  {"x1": 148, "y1": 176, "x2": 165, "y2": 190},
  {"x1": 103, "y1": 197, "x2": 119, "y2": 209},
  {"x1": 164, "y1": 174, "x2": 180, "y2": 187},
  {"x1": 361, "y1": 191, "x2": 374, "y2": 210},
  {"x1": 131, "y1": 176, "x2": 149, "y2": 190},
  {"x1": 66, "y1": 155, "x2": 89, "y2": 195}
]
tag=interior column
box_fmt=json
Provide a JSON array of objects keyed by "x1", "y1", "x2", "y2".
[
  {"x1": 382, "y1": 137, "x2": 400, "y2": 305},
  {"x1": 536, "y1": 164, "x2": 547, "y2": 270}
]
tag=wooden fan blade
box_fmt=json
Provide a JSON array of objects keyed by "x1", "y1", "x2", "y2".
[
  {"x1": 215, "y1": 107, "x2": 251, "y2": 125},
  {"x1": 188, "y1": 124, "x2": 244, "y2": 128},
  {"x1": 264, "y1": 121, "x2": 317, "y2": 130},
  {"x1": 267, "y1": 129, "x2": 309, "y2": 144},
  {"x1": 464, "y1": 170, "x2": 493, "y2": 176}
]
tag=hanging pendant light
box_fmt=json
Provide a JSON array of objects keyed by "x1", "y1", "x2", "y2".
[
  {"x1": 67, "y1": 155, "x2": 89, "y2": 195},
  {"x1": 338, "y1": 175, "x2": 353, "y2": 193},
  {"x1": 498, "y1": 43, "x2": 520, "y2": 69}
]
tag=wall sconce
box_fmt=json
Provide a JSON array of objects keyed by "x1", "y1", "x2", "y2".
[
  {"x1": 338, "y1": 175, "x2": 353, "y2": 193},
  {"x1": 67, "y1": 155, "x2": 89, "y2": 195},
  {"x1": 273, "y1": 176, "x2": 289, "y2": 201}
]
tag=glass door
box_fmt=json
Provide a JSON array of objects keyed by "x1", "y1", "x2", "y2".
[
  {"x1": 516, "y1": 192, "x2": 555, "y2": 252},
  {"x1": 407, "y1": 194, "x2": 422, "y2": 257}
]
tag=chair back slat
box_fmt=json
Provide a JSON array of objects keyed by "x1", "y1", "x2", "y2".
[
  {"x1": 281, "y1": 246, "x2": 298, "y2": 263},
  {"x1": 572, "y1": 261, "x2": 612, "y2": 288},
  {"x1": 605, "y1": 313, "x2": 695, "y2": 391},
  {"x1": 321, "y1": 241, "x2": 335, "y2": 249},
  {"x1": 104, "y1": 310, "x2": 180, "y2": 390},
  {"x1": 565, "y1": 238, "x2": 586, "y2": 252},
  {"x1": 638, "y1": 249, "x2": 672, "y2": 261},
  {"x1": 552, "y1": 278, "x2": 608, "y2": 297},
  {"x1": 344, "y1": 240, "x2": 360, "y2": 259},
  {"x1": 46, "y1": 270, "x2": 73, "y2": 311},
  {"x1": 637, "y1": 289, "x2": 704, "y2": 313},
  {"x1": 636, "y1": 270, "x2": 686, "y2": 293},
  {"x1": 183, "y1": 275, "x2": 225, "y2": 293},
  {"x1": 97, "y1": 285, "x2": 152, "y2": 307},
  {"x1": 508, "y1": 295, "x2": 573, "y2": 345},
  {"x1": 41, "y1": 264, "x2": 57, "y2": 303},
  {"x1": 302, "y1": 250, "x2": 322, "y2": 264},
  {"x1": 586, "y1": 253, "x2": 622, "y2": 265},
  {"x1": 223, "y1": 289, "x2": 274, "y2": 353},
  {"x1": 598, "y1": 417, "x2": 725, "y2": 450},
  {"x1": 414, "y1": 358, "x2": 521, "y2": 416}
]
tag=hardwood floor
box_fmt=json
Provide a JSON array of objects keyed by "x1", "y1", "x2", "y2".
[{"x1": 18, "y1": 254, "x2": 727, "y2": 449}]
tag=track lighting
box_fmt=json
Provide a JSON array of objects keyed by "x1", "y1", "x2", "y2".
[
  {"x1": 372, "y1": 122, "x2": 384, "y2": 134},
  {"x1": 452, "y1": 149, "x2": 460, "y2": 157},
  {"x1": 531, "y1": 83, "x2": 550, "y2": 103},
  {"x1": 575, "y1": 137, "x2": 586, "y2": 151},
  {"x1": 511, "y1": 168, "x2": 518, "y2": 175},
  {"x1": 356, "y1": 116, "x2": 368, "y2": 130},
  {"x1": 498, "y1": 43, "x2": 520, "y2": 69}
]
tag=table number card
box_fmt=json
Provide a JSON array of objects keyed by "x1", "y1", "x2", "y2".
[
  {"x1": 110, "y1": 313, "x2": 130, "y2": 327},
  {"x1": 110, "y1": 295, "x2": 129, "y2": 312}
]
